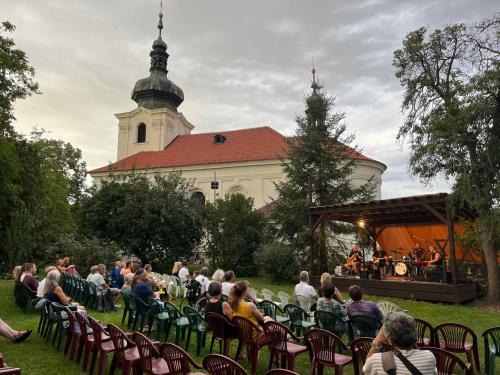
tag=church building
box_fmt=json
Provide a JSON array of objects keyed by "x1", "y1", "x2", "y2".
[{"x1": 89, "y1": 11, "x2": 386, "y2": 208}]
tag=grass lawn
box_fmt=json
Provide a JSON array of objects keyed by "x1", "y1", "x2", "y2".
[{"x1": 0, "y1": 278, "x2": 498, "y2": 374}]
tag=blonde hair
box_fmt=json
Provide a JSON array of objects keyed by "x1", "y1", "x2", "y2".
[
  {"x1": 320, "y1": 272, "x2": 332, "y2": 286},
  {"x1": 229, "y1": 281, "x2": 248, "y2": 311},
  {"x1": 211, "y1": 269, "x2": 225, "y2": 282},
  {"x1": 44, "y1": 270, "x2": 61, "y2": 295},
  {"x1": 12, "y1": 266, "x2": 22, "y2": 281},
  {"x1": 172, "y1": 262, "x2": 182, "y2": 274}
]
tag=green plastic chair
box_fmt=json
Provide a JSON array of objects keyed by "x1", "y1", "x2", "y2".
[
  {"x1": 120, "y1": 289, "x2": 134, "y2": 327},
  {"x1": 164, "y1": 301, "x2": 189, "y2": 344},
  {"x1": 87, "y1": 282, "x2": 99, "y2": 310},
  {"x1": 182, "y1": 305, "x2": 208, "y2": 356},
  {"x1": 348, "y1": 315, "x2": 382, "y2": 341},
  {"x1": 283, "y1": 304, "x2": 316, "y2": 337},
  {"x1": 146, "y1": 297, "x2": 170, "y2": 341},
  {"x1": 482, "y1": 326, "x2": 500, "y2": 375},
  {"x1": 314, "y1": 310, "x2": 349, "y2": 344},
  {"x1": 131, "y1": 295, "x2": 150, "y2": 332},
  {"x1": 259, "y1": 299, "x2": 290, "y2": 325},
  {"x1": 21, "y1": 284, "x2": 36, "y2": 313}
]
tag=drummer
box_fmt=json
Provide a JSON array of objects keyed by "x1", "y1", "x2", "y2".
[{"x1": 412, "y1": 242, "x2": 426, "y2": 261}]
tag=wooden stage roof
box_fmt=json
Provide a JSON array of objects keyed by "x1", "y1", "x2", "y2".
[{"x1": 308, "y1": 193, "x2": 476, "y2": 228}]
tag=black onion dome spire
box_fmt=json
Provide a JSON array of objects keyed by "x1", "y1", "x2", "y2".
[{"x1": 131, "y1": 8, "x2": 184, "y2": 111}]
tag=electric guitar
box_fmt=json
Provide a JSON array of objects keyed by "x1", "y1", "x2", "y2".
[{"x1": 372, "y1": 255, "x2": 392, "y2": 264}]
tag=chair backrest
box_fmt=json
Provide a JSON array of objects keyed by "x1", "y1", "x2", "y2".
[
  {"x1": 277, "y1": 291, "x2": 291, "y2": 306},
  {"x1": 132, "y1": 295, "x2": 150, "y2": 314},
  {"x1": 63, "y1": 306, "x2": 78, "y2": 333},
  {"x1": 376, "y1": 301, "x2": 401, "y2": 316},
  {"x1": 232, "y1": 316, "x2": 261, "y2": 345},
  {"x1": 264, "y1": 370, "x2": 300, "y2": 375},
  {"x1": 107, "y1": 324, "x2": 133, "y2": 361},
  {"x1": 315, "y1": 310, "x2": 343, "y2": 335},
  {"x1": 164, "y1": 301, "x2": 182, "y2": 319},
  {"x1": 296, "y1": 295, "x2": 313, "y2": 313},
  {"x1": 427, "y1": 347, "x2": 471, "y2": 375},
  {"x1": 306, "y1": 328, "x2": 347, "y2": 365},
  {"x1": 202, "y1": 354, "x2": 248, "y2": 375},
  {"x1": 415, "y1": 318, "x2": 434, "y2": 347},
  {"x1": 147, "y1": 297, "x2": 166, "y2": 316},
  {"x1": 263, "y1": 321, "x2": 296, "y2": 352},
  {"x1": 133, "y1": 332, "x2": 159, "y2": 373},
  {"x1": 194, "y1": 296, "x2": 208, "y2": 314},
  {"x1": 160, "y1": 342, "x2": 194, "y2": 374},
  {"x1": 283, "y1": 304, "x2": 308, "y2": 327},
  {"x1": 88, "y1": 316, "x2": 107, "y2": 346},
  {"x1": 434, "y1": 323, "x2": 477, "y2": 353},
  {"x1": 259, "y1": 300, "x2": 282, "y2": 320},
  {"x1": 183, "y1": 305, "x2": 204, "y2": 330},
  {"x1": 261, "y1": 288, "x2": 275, "y2": 301},
  {"x1": 205, "y1": 312, "x2": 236, "y2": 340},
  {"x1": 349, "y1": 337, "x2": 373, "y2": 370},
  {"x1": 74, "y1": 311, "x2": 91, "y2": 339},
  {"x1": 248, "y1": 288, "x2": 258, "y2": 299},
  {"x1": 482, "y1": 326, "x2": 500, "y2": 355},
  {"x1": 349, "y1": 314, "x2": 382, "y2": 338}
]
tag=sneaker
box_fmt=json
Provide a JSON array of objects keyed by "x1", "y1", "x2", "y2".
[{"x1": 13, "y1": 329, "x2": 32, "y2": 344}]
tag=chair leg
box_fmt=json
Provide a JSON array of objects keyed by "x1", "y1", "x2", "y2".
[
  {"x1": 89, "y1": 347, "x2": 98, "y2": 375},
  {"x1": 196, "y1": 332, "x2": 202, "y2": 356},
  {"x1": 185, "y1": 329, "x2": 192, "y2": 351},
  {"x1": 235, "y1": 342, "x2": 242, "y2": 361},
  {"x1": 82, "y1": 342, "x2": 92, "y2": 371},
  {"x1": 287, "y1": 354, "x2": 296, "y2": 371},
  {"x1": 98, "y1": 350, "x2": 108, "y2": 375},
  {"x1": 267, "y1": 349, "x2": 274, "y2": 370},
  {"x1": 250, "y1": 346, "x2": 258, "y2": 375},
  {"x1": 209, "y1": 336, "x2": 215, "y2": 353}
]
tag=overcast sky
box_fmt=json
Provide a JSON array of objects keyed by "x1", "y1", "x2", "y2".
[{"x1": 2, "y1": 0, "x2": 497, "y2": 198}]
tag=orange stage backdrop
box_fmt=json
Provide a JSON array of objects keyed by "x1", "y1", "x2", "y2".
[{"x1": 377, "y1": 224, "x2": 481, "y2": 262}]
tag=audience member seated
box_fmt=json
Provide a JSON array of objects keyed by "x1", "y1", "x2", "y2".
[
  {"x1": 221, "y1": 270, "x2": 236, "y2": 296},
  {"x1": 230, "y1": 281, "x2": 272, "y2": 341},
  {"x1": 364, "y1": 311, "x2": 437, "y2": 375},
  {"x1": 20, "y1": 263, "x2": 39, "y2": 292},
  {"x1": 208, "y1": 268, "x2": 225, "y2": 289},
  {"x1": 121, "y1": 273, "x2": 135, "y2": 290},
  {"x1": 178, "y1": 261, "x2": 190, "y2": 282},
  {"x1": 132, "y1": 268, "x2": 158, "y2": 300},
  {"x1": 110, "y1": 261, "x2": 123, "y2": 288},
  {"x1": 88, "y1": 264, "x2": 121, "y2": 302},
  {"x1": 120, "y1": 261, "x2": 133, "y2": 278},
  {"x1": 317, "y1": 284, "x2": 347, "y2": 334},
  {"x1": 12, "y1": 266, "x2": 22, "y2": 282},
  {"x1": 86, "y1": 265, "x2": 98, "y2": 281},
  {"x1": 346, "y1": 285, "x2": 383, "y2": 320},
  {"x1": 318, "y1": 272, "x2": 345, "y2": 303},
  {"x1": 37, "y1": 266, "x2": 57, "y2": 299},
  {"x1": 293, "y1": 270, "x2": 318, "y2": 306},
  {"x1": 61, "y1": 257, "x2": 78, "y2": 276},
  {"x1": 44, "y1": 270, "x2": 85, "y2": 310},
  {"x1": 172, "y1": 262, "x2": 182, "y2": 277},
  {"x1": 0, "y1": 318, "x2": 32, "y2": 343},
  {"x1": 144, "y1": 264, "x2": 155, "y2": 284},
  {"x1": 195, "y1": 267, "x2": 210, "y2": 294},
  {"x1": 206, "y1": 281, "x2": 233, "y2": 320}
]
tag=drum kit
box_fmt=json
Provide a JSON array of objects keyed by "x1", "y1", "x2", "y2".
[{"x1": 392, "y1": 249, "x2": 428, "y2": 279}]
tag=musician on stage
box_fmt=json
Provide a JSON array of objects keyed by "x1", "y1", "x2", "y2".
[
  {"x1": 427, "y1": 246, "x2": 444, "y2": 271},
  {"x1": 344, "y1": 245, "x2": 362, "y2": 274},
  {"x1": 412, "y1": 242, "x2": 426, "y2": 261},
  {"x1": 372, "y1": 244, "x2": 390, "y2": 276}
]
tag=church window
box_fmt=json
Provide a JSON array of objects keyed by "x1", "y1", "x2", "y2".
[
  {"x1": 191, "y1": 191, "x2": 205, "y2": 205},
  {"x1": 213, "y1": 134, "x2": 227, "y2": 144},
  {"x1": 137, "y1": 123, "x2": 146, "y2": 143}
]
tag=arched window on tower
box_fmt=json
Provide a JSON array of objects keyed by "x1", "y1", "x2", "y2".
[
  {"x1": 137, "y1": 123, "x2": 146, "y2": 143},
  {"x1": 191, "y1": 191, "x2": 206, "y2": 205}
]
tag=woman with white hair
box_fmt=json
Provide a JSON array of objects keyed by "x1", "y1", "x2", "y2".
[
  {"x1": 208, "y1": 268, "x2": 225, "y2": 289},
  {"x1": 364, "y1": 311, "x2": 437, "y2": 374},
  {"x1": 43, "y1": 270, "x2": 85, "y2": 310}
]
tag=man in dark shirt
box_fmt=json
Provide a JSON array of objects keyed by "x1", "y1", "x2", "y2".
[
  {"x1": 20, "y1": 263, "x2": 39, "y2": 292},
  {"x1": 372, "y1": 244, "x2": 390, "y2": 276},
  {"x1": 412, "y1": 242, "x2": 426, "y2": 261}
]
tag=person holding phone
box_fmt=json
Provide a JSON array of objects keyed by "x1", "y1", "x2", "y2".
[{"x1": 364, "y1": 312, "x2": 437, "y2": 374}]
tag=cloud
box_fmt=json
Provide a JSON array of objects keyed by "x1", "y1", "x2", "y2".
[{"x1": 3, "y1": 0, "x2": 496, "y2": 198}]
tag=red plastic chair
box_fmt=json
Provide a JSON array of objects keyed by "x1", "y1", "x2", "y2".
[
  {"x1": 75, "y1": 311, "x2": 109, "y2": 372},
  {"x1": 132, "y1": 332, "x2": 169, "y2": 375},
  {"x1": 63, "y1": 307, "x2": 81, "y2": 362},
  {"x1": 306, "y1": 328, "x2": 352, "y2": 375},
  {"x1": 415, "y1": 318, "x2": 434, "y2": 348},
  {"x1": 159, "y1": 343, "x2": 204, "y2": 375},
  {"x1": 0, "y1": 368, "x2": 21, "y2": 375},
  {"x1": 426, "y1": 347, "x2": 473, "y2": 375},
  {"x1": 88, "y1": 316, "x2": 114, "y2": 375},
  {"x1": 202, "y1": 354, "x2": 248, "y2": 375},
  {"x1": 263, "y1": 321, "x2": 308, "y2": 372},
  {"x1": 107, "y1": 324, "x2": 140, "y2": 375},
  {"x1": 434, "y1": 323, "x2": 480, "y2": 374},
  {"x1": 264, "y1": 370, "x2": 300, "y2": 375},
  {"x1": 349, "y1": 337, "x2": 373, "y2": 375},
  {"x1": 205, "y1": 312, "x2": 238, "y2": 356},
  {"x1": 233, "y1": 316, "x2": 271, "y2": 375}
]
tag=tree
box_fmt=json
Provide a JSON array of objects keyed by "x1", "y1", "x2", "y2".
[
  {"x1": 272, "y1": 77, "x2": 375, "y2": 274},
  {"x1": 202, "y1": 193, "x2": 267, "y2": 276},
  {"x1": 0, "y1": 21, "x2": 39, "y2": 137},
  {"x1": 393, "y1": 16, "x2": 500, "y2": 304},
  {"x1": 79, "y1": 172, "x2": 203, "y2": 272}
]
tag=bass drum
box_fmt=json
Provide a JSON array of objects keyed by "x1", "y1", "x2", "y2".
[{"x1": 395, "y1": 262, "x2": 408, "y2": 276}]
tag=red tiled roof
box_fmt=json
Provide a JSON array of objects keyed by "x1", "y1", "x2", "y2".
[{"x1": 90, "y1": 126, "x2": 383, "y2": 173}]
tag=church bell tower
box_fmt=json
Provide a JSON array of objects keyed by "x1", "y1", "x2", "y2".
[{"x1": 115, "y1": 6, "x2": 194, "y2": 161}]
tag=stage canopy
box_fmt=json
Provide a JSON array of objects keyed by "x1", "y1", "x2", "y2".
[{"x1": 308, "y1": 193, "x2": 478, "y2": 284}]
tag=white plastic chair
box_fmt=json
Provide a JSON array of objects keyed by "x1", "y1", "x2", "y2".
[
  {"x1": 277, "y1": 291, "x2": 291, "y2": 306},
  {"x1": 376, "y1": 300, "x2": 403, "y2": 316},
  {"x1": 261, "y1": 288, "x2": 275, "y2": 301},
  {"x1": 296, "y1": 295, "x2": 315, "y2": 322}
]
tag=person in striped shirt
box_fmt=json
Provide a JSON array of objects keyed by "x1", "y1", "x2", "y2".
[{"x1": 364, "y1": 311, "x2": 437, "y2": 375}]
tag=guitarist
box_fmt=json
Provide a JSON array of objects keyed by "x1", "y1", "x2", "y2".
[
  {"x1": 344, "y1": 245, "x2": 362, "y2": 274},
  {"x1": 372, "y1": 244, "x2": 391, "y2": 276}
]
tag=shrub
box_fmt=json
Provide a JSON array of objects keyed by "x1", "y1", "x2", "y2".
[
  {"x1": 255, "y1": 242, "x2": 298, "y2": 282},
  {"x1": 48, "y1": 234, "x2": 120, "y2": 277}
]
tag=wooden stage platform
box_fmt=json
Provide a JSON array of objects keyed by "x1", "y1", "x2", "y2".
[{"x1": 323, "y1": 276, "x2": 484, "y2": 304}]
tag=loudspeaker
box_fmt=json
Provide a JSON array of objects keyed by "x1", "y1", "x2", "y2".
[
  {"x1": 425, "y1": 271, "x2": 452, "y2": 283},
  {"x1": 359, "y1": 271, "x2": 369, "y2": 279}
]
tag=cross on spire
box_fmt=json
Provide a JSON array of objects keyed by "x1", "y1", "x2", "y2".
[
  {"x1": 158, "y1": 0, "x2": 164, "y2": 38},
  {"x1": 311, "y1": 57, "x2": 319, "y2": 94}
]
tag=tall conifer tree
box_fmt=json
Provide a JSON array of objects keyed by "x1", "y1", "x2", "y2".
[{"x1": 272, "y1": 69, "x2": 375, "y2": 273}]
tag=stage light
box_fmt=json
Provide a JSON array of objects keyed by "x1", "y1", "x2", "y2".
[{"x1": 358, "y1": 220, "x2": 365, "y2": 227}]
